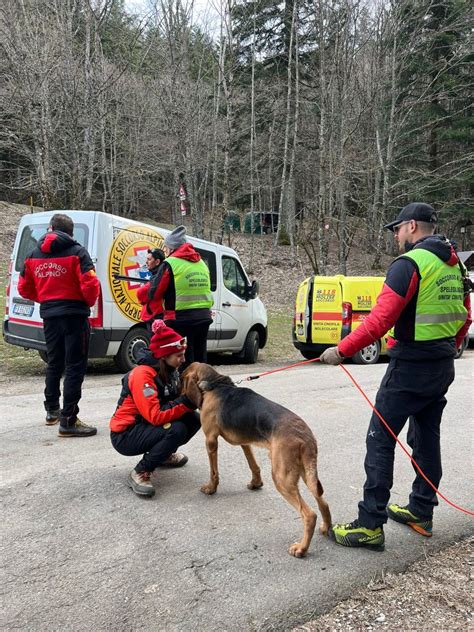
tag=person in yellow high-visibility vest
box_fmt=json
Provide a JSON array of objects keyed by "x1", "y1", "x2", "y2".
[
  {"x1": 319, "y1": 203, "x2": 471, "y2": 551},
  {"x1": 147, "y1": 226, "x2": 213, "y2": 369}
]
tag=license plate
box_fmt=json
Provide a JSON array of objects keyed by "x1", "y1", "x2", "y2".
[{"x1": 12, "y1": 303, "x2": 34, "y2": 317}]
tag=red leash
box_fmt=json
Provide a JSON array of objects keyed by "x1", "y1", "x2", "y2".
[{"x1": 243, "y1": 358, "x2": 474, "y2": 517}]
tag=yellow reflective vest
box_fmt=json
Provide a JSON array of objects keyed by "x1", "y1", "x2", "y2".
[
  {"x1": 166, "y1": 257, "x2": 212, "y2": 312},
  {"x1": 400, "y1": 249, "x2": 467, "y2": 340}
]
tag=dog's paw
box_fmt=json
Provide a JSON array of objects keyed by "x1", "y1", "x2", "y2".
[
  {"x1": 319, "y1": 523, "x2": 330, "y2": 536},
  {"x1": 288, "y1": 543, "x2": 307, "y2": 558},
  {"x1": 247, "y1": 480, "x2": 263, "y2": 490},
  {"x1": 200, "y1": 484, "x2": 217, "y2": 495}
]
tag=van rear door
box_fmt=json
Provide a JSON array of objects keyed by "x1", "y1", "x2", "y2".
[
  {"x1": 310, "y1": 277, "x2": 343, "y2": 345},
  {"x1": 294, "y1": 277, "x2": 312, "y2": 343},
  {"x1": 342, "y1": 277, "x2": 384, "y2": 333}
]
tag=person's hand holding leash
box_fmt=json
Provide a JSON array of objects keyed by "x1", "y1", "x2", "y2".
[{"x1": 319, "y1": 347, "x2": 344, "y2": 365}]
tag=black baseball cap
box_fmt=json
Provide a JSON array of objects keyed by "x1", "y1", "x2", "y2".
[
  {"x1": 384, "y1": 203, "x2": 438, "y2": 232},
  {"x1": 148, "y1": 248, "x2": 165, "y2": 261}
]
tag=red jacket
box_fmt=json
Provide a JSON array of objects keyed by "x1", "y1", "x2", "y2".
[
  {"x1": 110, "y1": 357, "x2": 195, "y2": 433},
  {"x1": 137, "y1": 266, "x2": 163, "y2": 322},
  {"x1": 18, "y1": 230, "x2": 100, "y2": 319}
]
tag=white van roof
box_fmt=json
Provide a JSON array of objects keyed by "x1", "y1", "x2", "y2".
[{"x1": 18, "y1": 209, "x2": 239, "y2": 258}]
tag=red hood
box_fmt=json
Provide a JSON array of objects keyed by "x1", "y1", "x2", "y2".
[
  {"x1": 169, "y1": 243, "x2": 201, "y2": 262},
  {"x1": 39, "y1": 230, "x2": 77, "y2": 254},
  {"x1": 409, "y1": 235, "x2": 460, "y2": 267}
]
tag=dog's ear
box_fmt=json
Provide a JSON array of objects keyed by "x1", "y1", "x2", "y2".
[
  {"x1": 181, "y1": 367, "x2": 204, "y2": 408},
  {"x1": 185, "y1": 378, "x2": 203, "y2": 409},
  {"x1": 182, "y1": 363, "x2": 199, "y2": 380}
]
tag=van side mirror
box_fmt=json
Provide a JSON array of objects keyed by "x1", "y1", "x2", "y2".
[{"x1": 246, "y1": 280, "x2": 259, "y2": 300}]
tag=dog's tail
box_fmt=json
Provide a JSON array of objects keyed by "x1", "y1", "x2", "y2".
[{"x1": 301, "y1": 443, "x2": 332, "y2": 533}]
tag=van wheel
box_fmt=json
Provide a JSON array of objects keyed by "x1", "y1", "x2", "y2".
[
  {"x1": 352, "y1": 341, "x2": 380, "y2": 365},
  {"x1": 38, "y1": 350, "x2": 48, "y2": 363},
  {"x1": 114, "y1": 327, "x2": 150, "y2": 372},
  {"x1": 241, "y1": 330, "x2": 260, "y2": 364},
  {"x1": 300, "y1": 349, "x2": 319, "y2": 360}
]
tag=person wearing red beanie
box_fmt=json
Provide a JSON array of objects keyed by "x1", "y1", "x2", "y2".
[{"x1": 110, "y1": 320, "x2": 201, "y2": 497}]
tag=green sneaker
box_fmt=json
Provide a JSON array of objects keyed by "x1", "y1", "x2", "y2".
[
  {"x1": 387, "y1": 504, "x2": 433, "y2": 537},
  {"x1": 329, "y1": 519, "x2": 385, "y2": 551}
]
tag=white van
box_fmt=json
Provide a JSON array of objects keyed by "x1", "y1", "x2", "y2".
[{"x1": 3, "y1": 210, "x2": 268, "y2": 370}]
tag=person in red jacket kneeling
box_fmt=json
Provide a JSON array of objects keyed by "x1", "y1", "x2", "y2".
[{"x1": 110, "y1": 320, "x2": 201, "y2": 497}]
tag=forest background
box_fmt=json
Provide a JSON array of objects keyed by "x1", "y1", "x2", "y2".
[
  {"x1": 1, "y1": 0, "x2": 473, "y2": 274},
  {"x1": 0, "y1": 5, "x2": 473, "y2": 626}
]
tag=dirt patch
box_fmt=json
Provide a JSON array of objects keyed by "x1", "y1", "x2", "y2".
[
  {"x1": 294, "y1": 537, "x2": 473, "y2": 631},
  {"x1": 0, "y1": 201, "x2": 42, "y2": 260},
  {"x1": 224, "y1": 231, "x2": 393, "y2": 311}
]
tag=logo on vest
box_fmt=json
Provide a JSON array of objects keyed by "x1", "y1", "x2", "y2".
[
  {"x1": 108, "y1": 226, "x2": 164, "y2": 322},
  {"x1": 34, "y1": 262, "x2": 67, "y2": 278},
  {"x1": 437, "y1": 274, "x2": 463, "y2": 302}
]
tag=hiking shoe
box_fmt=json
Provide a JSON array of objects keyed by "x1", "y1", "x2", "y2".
[
  {"x1": 58, "y1": 419, "x2": 97, "y2": 438},
  {"x1": 329, "y1": 519, "x2": 385, "y2": 551},
  {"x1": 45, "y1": 409, "x2": 60, "y2": 426},
  {"x1": 387, "y1": 504, "x2": 433, "y2": 537},
  {"x1": 159, "y1": 452, "x2": 188, "y2": 467},
  {"x1": 128, "y1": 469, "x2": 155, "y2": 497}
]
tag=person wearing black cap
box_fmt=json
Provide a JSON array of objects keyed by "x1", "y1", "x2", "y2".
[
  {"x1": 319, "y1": 202, "x2": 471, "y2": 551},
  {"x1": 137, "y1": 247, "x2": 166, "y2": 333},
  {"x1": 147, "y1": 226, "x2": 213, "y2": 369}
]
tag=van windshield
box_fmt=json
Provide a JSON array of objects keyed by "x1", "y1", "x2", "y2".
[
  {"x1": 15, "y1": 223, "x2": 89, "y2": 272},
  {"x1": 222, "y1": 256, "x2": 248, "y2": 299}
]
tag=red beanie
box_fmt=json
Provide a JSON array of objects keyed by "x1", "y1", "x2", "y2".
[{"x1": 149, "y1": 320, "x2": 186, "y2": 359}]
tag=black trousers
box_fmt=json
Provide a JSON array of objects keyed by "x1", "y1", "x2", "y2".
[
  {"x1": 165, "y1": 319, "x2": 212, "y2": 369},
  {"x1": 358, "y1": 356, "x2": 455, "y2": 529},
  {"x1": 111, "y1": 412, "x2": 201, "y2": 472},
  {"x1": 43, "y1": 315, "x2": 90, "y2": 422}
]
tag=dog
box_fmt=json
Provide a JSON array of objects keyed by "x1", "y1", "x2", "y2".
[{"x1": 181, "y1": 362, "x2": 332, "y2": 558}]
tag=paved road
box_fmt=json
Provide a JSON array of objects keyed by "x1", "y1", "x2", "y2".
[{"x1": 1, "y1": 354, "x2": 473, "y2": 631}]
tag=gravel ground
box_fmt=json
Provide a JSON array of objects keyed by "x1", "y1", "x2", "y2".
[
  {"x1": 294, "y1": 537, "x2": 473, "y2": 631},
  {"x1": 1, "y1": 201, "x2": 473, "y2": 631}
]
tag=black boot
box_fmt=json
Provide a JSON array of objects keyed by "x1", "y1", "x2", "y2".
[
  {"x1": 45, "y1": 409, "x2": 60, "y2": 426},
  {"x1": 58, "y1": 418, "x2": 97, "y2": 438}
]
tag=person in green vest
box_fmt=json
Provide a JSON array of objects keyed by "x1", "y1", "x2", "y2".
[
  {"x1": 147, "y1": 226, "x2": 213, "y2": 369},
  {"x1": 319, "y1": 202, "x2": 471, "y2": 551}
]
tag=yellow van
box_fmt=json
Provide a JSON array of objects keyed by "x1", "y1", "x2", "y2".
[{"x1": 293, "y1": 275, "x2": 390, "y2": 364}]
